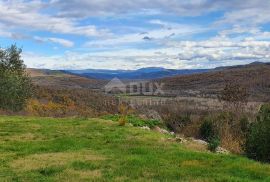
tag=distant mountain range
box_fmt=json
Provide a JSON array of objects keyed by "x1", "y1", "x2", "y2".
[
  {"x1": 63, "y1": 62, "x2": 270, "y2": 80},
  {"x1": 63, "y1": 67, "x2": 210, "y2": 80},
  {"x1": 27, "y1": 62, "x2": 270, "y2": 101}
]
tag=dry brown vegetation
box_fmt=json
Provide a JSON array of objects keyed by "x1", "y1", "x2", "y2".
[
  {"x1": 25, "y1": 86, "x2": 118, "y2": 117},
  {"x1": 27, "y1": 68, "x2": 106, "y2": 89},
  {"x1": 157, "y1": 63, "x2": 270, "y2": 102}
]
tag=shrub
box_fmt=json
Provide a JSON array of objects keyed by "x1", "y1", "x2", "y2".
[
  {"x1": 118, "y1": 104, "x2": 132, "y2": 126},
  {"x1": 215, "y1": 112, "x2": 245, "y2": 154},
  {"x1": 200, "y1": 119, "x2": 216, "y2": 141},
  {"x1": 239, "y1": 116, "x2": 250, "y2": 134},
  {"x1": 118, "y1": 117, "x2": 127, "y2": 126},
  {"x1": 257, "y1": 104, "x2": 270, "y2": 121},
  {"x1": 208, "y1": 137, "x2": 220, "y2": 153},
  {"x1": 165, "y1": 114, "x2": 191, "y2": 132},
  {"x1": 245, "y1": 104, "x2": 270, "y2": 162}
]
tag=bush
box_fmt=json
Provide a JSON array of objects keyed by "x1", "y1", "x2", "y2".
[
  {"x1": 165, "y1": 114, "x2": 191, "y2": 132},
  {"x1": 239, "y1": 117, "x2": 250, "y2": 134},
  {"x1": 118, "y1": 117, "x2": 127, "y2": 126},
  {"x1": 208, "y1": 137, "x2": 220, "y2": 153},
  {"x1": 199, "y1": 118, "x2": 217, "y2": 142},
  {"x1": 118, "y1": 104, "x2": 132, "y2": 126},
  {"x1": 245, "y1": 104, "x2": 270, "y2": 162}
]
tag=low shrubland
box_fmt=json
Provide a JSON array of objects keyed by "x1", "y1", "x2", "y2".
[{"x1": 23, "y1": 86, "x2": 118, "y2": 117}]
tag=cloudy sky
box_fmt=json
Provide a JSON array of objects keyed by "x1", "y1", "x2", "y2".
[{"x1": 0, "y1": 0, "x2": 270, "y2": 70}]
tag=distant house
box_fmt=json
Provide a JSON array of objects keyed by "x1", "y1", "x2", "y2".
[{"x1": 104, "y1": 78, "x2": 126, "y2": 94}]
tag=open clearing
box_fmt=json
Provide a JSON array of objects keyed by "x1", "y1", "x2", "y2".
[{"x1": 0, "y1": 116, "x2": 270, "y2": 181}]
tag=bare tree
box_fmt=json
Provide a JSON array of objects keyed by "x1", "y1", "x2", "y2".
[{"x1": 218, "y1": 81, "x2": 249, "y2": 113}]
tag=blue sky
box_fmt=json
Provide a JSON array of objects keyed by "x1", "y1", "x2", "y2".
[{"x1": 0, "y1": 0, "x2": 270, "y2": 70}]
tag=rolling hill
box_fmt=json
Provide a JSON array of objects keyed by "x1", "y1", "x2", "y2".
[
  {"x1": 157, "y1": 62, "x2": 270, "y2": 101},
  {"x1": 27, "y1": 62, "x2": 270, "y2": 102},
  {"x1": 27, "y1": 68, "x2": 106, "y2": 89}
]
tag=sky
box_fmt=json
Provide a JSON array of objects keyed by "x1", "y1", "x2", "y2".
[{"x1": 0, "y1": 0, "x2": 270, "y2": 70}]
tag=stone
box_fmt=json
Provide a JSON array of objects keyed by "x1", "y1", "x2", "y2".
[
  {"x1": 140, "y1": 126, "x2": 150, "y2": 130},
  {"x1": 216, "y1": 147, "x2": 230, "y2": 154},
  {"x1": 153, "y1": 126, "x2": 171, "y2": 135},
  {"x1": 192, "y1": 139, "x2": 208, "y2": 146},
  {"x1": 175, "y1": 136, "x2": 187, "y2": 143}
]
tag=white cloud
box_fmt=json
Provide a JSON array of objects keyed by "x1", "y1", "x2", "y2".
[
  {"x1": 23, "y1": 35, "x2": 270, "y2": 70},
  {"x1": 34, "y1": 36, "x2": 74, "y2": 47},
  {"x1": 217, "y1": 8, "x2": 270, "y2": 26},
  {"x1": 50, "y1": 0, "x2": 212, "y2": 17},
  {"x1": 0, "y1": 1, "x2": 109, "y2": 37},
  {"x1": 85, "y1": 21, "x2": 205, "y2": 48},
  {"x1": 50, "y1": 0, "x2": 270, "y2": 19},
  {"x1": 48, "y1": 38, "x2": 74, "y2": 48}
]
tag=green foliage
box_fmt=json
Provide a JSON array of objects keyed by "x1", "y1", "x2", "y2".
[
  {"x1": 102, "y1": 114, "x2": 161, "y2": 128},
  {"x1": 257, "y1": 103, "x2": 270, "y2": 121},
  {"x1": 0, "y1": 45, "x2": 33, "y2": 111},
  {"x1": 245, "y1": 104, "x2": 270, "y2": 163},
  {"x1": 239, "y1": 116, "x2": 250, "y2": 134},
  {"x1": 200, "y1": 117, "x2": 220, "y2": 153},
  {"x1": 208, "y1": 137, "x2": 221, "y2": 153},
  {"x1": 200, "y1": 118, "x2": 216, "y2": 141}
]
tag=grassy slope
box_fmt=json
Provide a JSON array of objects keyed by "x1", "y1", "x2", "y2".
[{"x1": 0, "y1": 116, "x2": 270, "y2": 182}]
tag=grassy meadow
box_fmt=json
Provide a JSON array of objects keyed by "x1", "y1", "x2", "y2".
[{"x1": 0, "y1": 116, "x2": 270, "y2": 182}]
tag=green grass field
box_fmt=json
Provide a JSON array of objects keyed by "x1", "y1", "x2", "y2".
[{"x1": 0, "y1": 116, "x2": 270, "y2": 182}]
